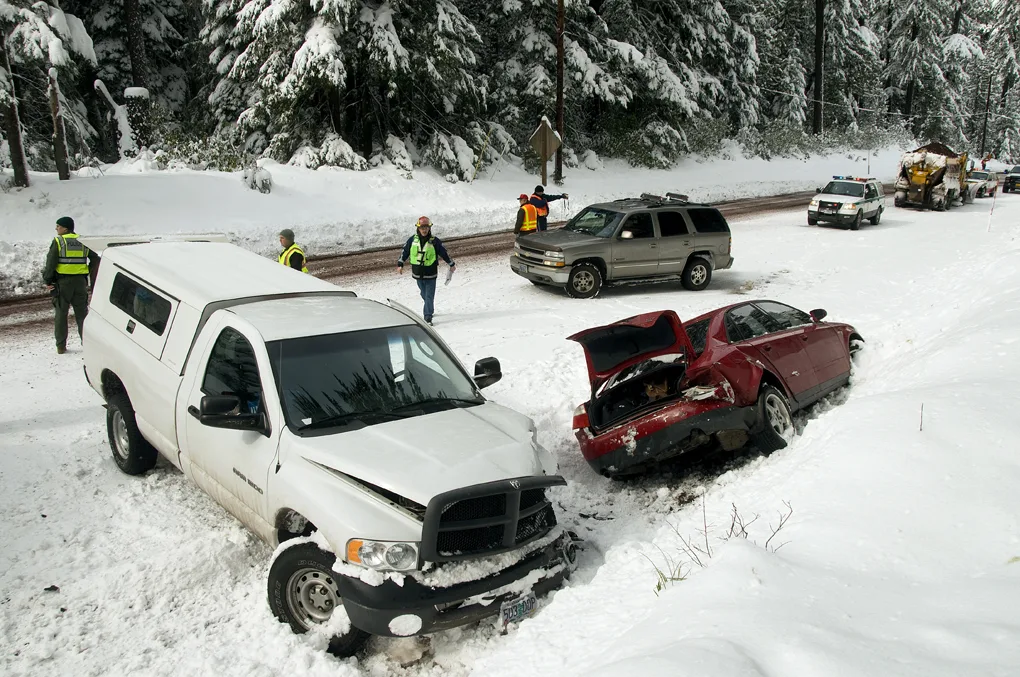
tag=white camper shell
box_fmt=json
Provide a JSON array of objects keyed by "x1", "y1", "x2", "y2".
[{"x1": 82, "y1": 242, "x2": 576, "y2": 656}]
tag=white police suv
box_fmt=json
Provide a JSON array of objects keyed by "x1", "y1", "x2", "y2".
[{"x1": 807, "y1": 176, "x2": 884, "y2": 230}]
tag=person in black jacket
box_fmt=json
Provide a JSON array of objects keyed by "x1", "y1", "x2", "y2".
[
  {"x1": 529, "y1": 185, "x2": 569, "y2": 231},
  {"x1": 397, "y1": 216, "x2": 455, "y2": 325}
]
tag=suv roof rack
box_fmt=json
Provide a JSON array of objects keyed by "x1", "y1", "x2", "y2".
[{"x1": 638, "y1": 192, "x2": 690, "y2": 205}]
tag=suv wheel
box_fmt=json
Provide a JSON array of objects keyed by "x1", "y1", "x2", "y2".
[
  {"x1": 106, "y1": 393, "x2": 157, "y2": 475},
  {"x1": 807, "y1": 215, "x2": 818, "y2": 225},
  {"x1": 566, "y1": 263, "x2": 602, "y2": 298},
  {"x1": 268, "y1": 542, "x2": 370, "y2": 657},
  {"x1": 752, "y1": 386, "x2": 795, "y2": 453},
  {"x1": 681, "y1": 257, "x2": 712, "y2": 291},
  {"x1": 849, "y1": 212, "x2": 863, "y2": 230},
  {"x1": 869, "y1": 207, "x2": 882, "y2": 225}
]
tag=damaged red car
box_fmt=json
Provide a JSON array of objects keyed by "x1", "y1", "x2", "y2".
[{"x1": 568, "y1": 300, "x2": 862, "y2": 478}]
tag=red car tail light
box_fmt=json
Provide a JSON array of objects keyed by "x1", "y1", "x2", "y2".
[{"x1": 572, "y1": 403, "x2": 590, "y2": 430}]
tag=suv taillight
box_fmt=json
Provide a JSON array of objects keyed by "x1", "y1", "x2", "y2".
[
  {"x1": 572, "y1": 403, "x2": 589, "y2": 430},
  {"x1": 727, "y1": 236, "x2": 732, "y2": 254}
]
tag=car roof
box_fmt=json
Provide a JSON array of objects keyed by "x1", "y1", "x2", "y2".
[
  {"x1": 102, "y1": 242, "x2": 341, "y2": 306},
  {"x1": 587, "y1": 196, "x2": 714, "y2": 212},
  {"x1": 230, "y1": 295, "x2": 413, "y2": 341}
]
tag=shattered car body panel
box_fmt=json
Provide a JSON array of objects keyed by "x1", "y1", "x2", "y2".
[{"x1": 569, "y1": 300, "x2": 859, "y2": 477}]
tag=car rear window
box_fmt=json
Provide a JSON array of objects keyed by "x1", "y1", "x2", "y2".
[
  {"x1": 109, "y1": 273, "x2": 172, "y2": 335},
  {"x1": 684, "y1": 319, "x2": 710, "y2": 357},
  {"x1": 687, "y1": 208, "x2": 730, "y2": 233}
]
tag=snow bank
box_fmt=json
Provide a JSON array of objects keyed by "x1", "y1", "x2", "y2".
[{"x1": 0, "y1": 146, "x2": 906, "y2": 294}]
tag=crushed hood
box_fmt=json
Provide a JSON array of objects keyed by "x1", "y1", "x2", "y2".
[{"x1": 291, "y1": 403, "x2": 546, "y2": 505}]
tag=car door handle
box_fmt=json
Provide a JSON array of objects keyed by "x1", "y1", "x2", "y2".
[
  {"x1": 650, "y1": 243, "x2": 657, "y2": 249},
  {"x1": 126, "y1": 320, "x2": 136, "y2": 334},
  {"x1": 188, "y1": 405, "x2": 200, "y2": 419},
  {"x1": 763, "y1": 345, "x2": 772, "y2": 352},
  {"x1": 683, "y1": 240, "x2": 692, "y2": 245},
  {"x1": 801, "y1": 336, "x2": 809, "y2": 342}
]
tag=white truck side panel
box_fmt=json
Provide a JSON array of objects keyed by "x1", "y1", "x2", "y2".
[{"x1": 161, "y1": 302, "x2": 202, "y2": 374}]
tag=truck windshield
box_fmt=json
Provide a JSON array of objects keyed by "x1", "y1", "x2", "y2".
[
  {"x1": 969, "y1": 171, "x2": 988, "y2": 179},
  {"x1": 821, "y1": 181, "x2": 865, "y2": 197},
  {"x1": 564, "y1": 207, "x2": 625, "y2": 238},
  {"x1": 267, "y1": 326, "x2": 483, "y2": 435}
]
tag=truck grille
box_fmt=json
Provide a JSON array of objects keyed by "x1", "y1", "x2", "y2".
[
  {"x1": 819, "y1": 201, "x2": 841, "y2": 212},
  {"x1": 516, "y1": 245, "x2": 548, "y2": 263},
  {"x1": 420, "y1": 477, "x2": 566, "y2": 563}
]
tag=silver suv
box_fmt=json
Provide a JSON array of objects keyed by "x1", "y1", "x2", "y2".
[
  {"x1": 808, "y1": 176, "x2": 884, "y2": 230},
  {"x1": 509, "y1": 193, "x2": 734, "y2": 298},
  {"x1": 1004, "y1": 165, "x2": 1019, "y2": 193}
]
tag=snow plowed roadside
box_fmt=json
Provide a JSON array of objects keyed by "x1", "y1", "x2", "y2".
[{"x1": 2, "y1": 193, "x2": 1018, "y2": 677}]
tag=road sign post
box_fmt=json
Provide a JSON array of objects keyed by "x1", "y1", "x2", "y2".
[{"x1": 529, "y1": 117, "x2": 561, "y2": 187}]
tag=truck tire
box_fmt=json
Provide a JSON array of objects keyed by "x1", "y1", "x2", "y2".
[
  {"x1": 268, "y1": 543, "x2": 370, "y2": 657},
  {"x1": 106, "y1": 393, "x2": 158, "y2": 475},
  {"x1": 850, "y1": 212, "x2": 863, "y2": 230},
  {"x1": 869, "y1": 207, "x2": 882, "y2": 225},
  {"x1": 807, "y1": 216, "x2": 817, "y2": 225},
  {"x1": 681, "y1": 257, "x2": 712, "y2": 291},
  {"x1": 751, "y1": 386, "x2": 795, "y2": 454},
  {"x1": 565, "y1": 263, "x2": 602, "y2": 299}
]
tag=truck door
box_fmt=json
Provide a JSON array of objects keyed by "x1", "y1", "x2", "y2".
[
  {"x1": 179, "y1": 316, "x2": 282, "y2": 541},
  {"x1": 654, "y1": 210, "x2": 695, "y2": 275},
  {"x1": 609, "y1": 212, "x2": 658, "y2": 279}
]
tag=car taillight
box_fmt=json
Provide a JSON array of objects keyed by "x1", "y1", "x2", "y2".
[
  {"x1": 727, "y1": 236, "x2": 731, "y2": 254},
  {"x1": 572, "y1": 403, "x2": 589, "y2": 430}
]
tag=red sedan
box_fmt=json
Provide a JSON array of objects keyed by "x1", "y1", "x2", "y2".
[{"x1": 568, "y1": 300, "x2": 862, "y2": 478}]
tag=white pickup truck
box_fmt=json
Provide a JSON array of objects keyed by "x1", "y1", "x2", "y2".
[{"x1": 82, "y1": 241, "x2": 576, "y2": 655}]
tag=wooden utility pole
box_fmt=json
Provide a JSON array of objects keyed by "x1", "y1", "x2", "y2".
[
  {"x1": 0, "y1": 30, "x2": 30, "y2": 187},
  {"x1": 980, "y1": 75, "x2": 992, "y2": 156},
  {"x1": 48, "y1": 68, "x2": 70, "y2": 180},
  {"x1": 812, "y1": 0, "x2": 825, "y2": 134},
  {"x1": 554, "y1": 0, "x2": 565, "y2": 184}
]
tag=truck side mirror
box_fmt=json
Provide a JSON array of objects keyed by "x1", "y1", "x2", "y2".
[
  {"x1": 199, "y1": 395, "x2": 266, "y2": 433},
  {"x1": 474, "y1": 357, "x2": 502, "y2": 389},
  {"x1": 809, "y1": 309, "x2": 827, "y2": 322},
  {"x1": 619, "y1": 230, "x2": 633, "y2": 240}
]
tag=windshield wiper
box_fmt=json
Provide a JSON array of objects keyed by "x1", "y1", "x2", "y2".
[
  {"x1": 298, "y1": 410, "x2": 410, "y2": 431},
  {"x1": 389, "y1": 396, "x2": 483, "y2": 413}
]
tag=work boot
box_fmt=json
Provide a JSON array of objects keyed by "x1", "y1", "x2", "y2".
[{"x1": 56, "y1": 345, "x2": 66, "y2": 354}]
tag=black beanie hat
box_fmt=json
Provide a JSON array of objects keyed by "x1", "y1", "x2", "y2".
[
  {"x1": 56, "y1": 216, "x2": 75, "y2": 231},
  {"x1": 534, "y1": 185, "x2": 545, "y2": 194}
]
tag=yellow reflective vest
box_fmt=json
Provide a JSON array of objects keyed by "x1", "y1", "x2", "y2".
[
  {"x1": 54, "y1": 233, "x2": 90, "y2": 275},
  {"x1": 279, "y1": 243, "x2": 309, "y2": 273}
]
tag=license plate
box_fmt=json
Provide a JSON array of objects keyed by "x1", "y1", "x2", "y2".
[
  {"x1": 821, "y1": 208, "x2": 836, "y2": 213},
  {"x1": 499, "y1": 591, "x2": 537, "y2": 629},
  {"x1": 513, "y1": 263, "x2": 530, "y2": 274}
]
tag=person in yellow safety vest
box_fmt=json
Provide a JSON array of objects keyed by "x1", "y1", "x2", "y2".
[
  {"x1": 42, "y1": 216, "x2": 99, "y2": 354},
  {"x1": 396, "y1": 216, "x2": 455, "y2": 326},
  {"x1": 514, "y1": 194, "x2": 538, "y2": 235},
  {"x1": 278, "y1": 228, "x2": 309, "y2": 273}
]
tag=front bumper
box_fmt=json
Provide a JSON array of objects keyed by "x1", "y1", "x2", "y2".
[
  {"x1": 509, "y1": 255, "x2": 571, "y2": 285},
  {"x1": 579, "y1": 404, "x2": 756, "y2": 477},
  {"x1": 808, "y1": 208, "x2": 860, "y2": 224},
  {"x1": 337, "y1": 533, "x2": 574, "y2": 637}
]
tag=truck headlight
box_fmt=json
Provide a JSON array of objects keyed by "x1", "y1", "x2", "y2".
[
  {"x1": 840, "y1": 202, "x2": 858, "y2": 211},
  {"x1": 346, "y1": 539, "x2": 419, "y2": 571},
  {"x1": 809, "y1": 199, "x2": 819, "y2": 208},
  {"x1": 544, "y1": 250, "x2": 564, "y2": 259}
]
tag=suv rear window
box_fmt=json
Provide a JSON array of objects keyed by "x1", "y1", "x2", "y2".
[
  {"x1": 687, "y1": 208, "x2": 730, "y2": 234},
  {"x1": 684, "y1": 319, "x2": 710, "y2": 357},
  {"x1": 110, "y1": 273, "x2": 172, "y2": 335}
]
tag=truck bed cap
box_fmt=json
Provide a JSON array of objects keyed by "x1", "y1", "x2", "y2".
[
  {"x1": 231, "y1": 295, "x2": 412, "y2": 341},
  {"x1": 101, "y1": 241, "x2": 339, "y2": 306}
]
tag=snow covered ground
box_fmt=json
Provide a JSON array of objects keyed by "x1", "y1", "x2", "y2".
[
  {"x1": 0, "y1": 145, "x2": 905, "y2": 294},
  {"x1": 3, "y1": 185, "x2": 1020, "y2": 677}
]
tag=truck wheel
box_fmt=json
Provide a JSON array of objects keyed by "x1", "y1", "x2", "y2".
[
  {"x1": 268, "y1": 543, "x2": 370, "y2": 657},
  {"x1": 807, "y1": 216, "x2": 817, "y2": 225},
  {"x1": 566, "y1": 263, "x2": 602, "y2": 299},
  {"x1": 751, "y1": 386, "x2": 795, "y2": 453},
  {"x1": 869, "y1": 207, "x2": 882, "y2": 225},
  {"x1": 681, "y1": 257, "x2": 712, "y2": 291},
  {"x1": 850, "y1": 212, "x2": 862, "y2": 230},
  {"x1": 106, "y1": 393, "x2": 157, "y2": 475}
]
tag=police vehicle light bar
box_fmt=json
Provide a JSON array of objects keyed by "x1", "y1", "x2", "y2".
[{"x1": 832, "y1": 176, "x2": 876, "y2": 181}]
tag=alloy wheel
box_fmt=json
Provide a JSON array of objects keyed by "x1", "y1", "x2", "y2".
[
  {"x1": 572, "y1": 271, "x2": 595, "y2": 294},
  {"x1": 764, "y1": 393, "x2": 793, "y2": 440},
  {"x1": 690, "y1": 265, "x2": 708, "y2": 286}
]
